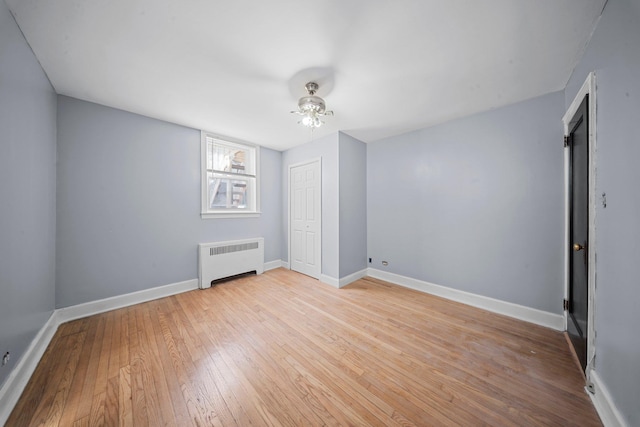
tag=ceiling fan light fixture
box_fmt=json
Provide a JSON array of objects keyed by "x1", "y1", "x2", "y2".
[
  {"x1": 292, "y1": 81, "x2": 333, "y2": 128},
  {"x1": 301, "y1": 113, "x2": 322, "y2": 128}
]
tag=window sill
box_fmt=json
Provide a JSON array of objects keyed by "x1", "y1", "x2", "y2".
[{"x1": 201, "y1": 211, "x2": 261, "y2": 219}]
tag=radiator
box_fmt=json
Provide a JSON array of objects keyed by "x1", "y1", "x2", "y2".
[{"x1": 198, "y1": 238, "x2": 264, "y2": 289}]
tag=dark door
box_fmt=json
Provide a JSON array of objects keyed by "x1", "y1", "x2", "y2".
[{"x1": 567, "y1": 95, "x2": 589, "y2": 372}]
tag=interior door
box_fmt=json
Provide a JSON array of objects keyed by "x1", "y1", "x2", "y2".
[
  {"x1": 567, "y1": 94, "x2": 589, "y2": 372},
  {"x1": 290, "y1": 160, "x2": 321, "y2": 279}
]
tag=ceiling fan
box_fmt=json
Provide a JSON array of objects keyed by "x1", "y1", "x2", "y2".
[{"x1": 291, "y1": 82, "x2": 334, "y2": 128}]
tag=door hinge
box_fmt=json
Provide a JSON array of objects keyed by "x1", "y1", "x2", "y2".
[
  {"x1": 563, "y1": 299, "x2": 570, "y2": 311},
  {"x1": 563, "y1": 135, "x2": 570, "y2": 147}
]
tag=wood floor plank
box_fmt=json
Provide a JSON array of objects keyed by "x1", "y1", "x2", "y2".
[
  {"x1": 127, "y1": 305, "x2": 150, "y2": 426},
  {"x1": 213, "y1": 287, "x2": 334, "y2": 426},
  {"x1": 138, "y1": 302, "x2": 180, "y2": 426},
  {"x1": 88, "y1": 391, "x2": 106, "y2": 426},
  {"x1": 56, "y1": 315, "x2": 100, "y2": 427},
  {"x1": 25, "y1": 332, "x2": 86, "y2": 427},
  {"x1": 107, "y1": 310, "x2": 121, "y2": 380},
  {"x1": 154, "y1": 308, "x2": 214, "y2": 426},
  {"x1": 118, "y1": 307, "x2": 131, "y2": 370},
  {"x1": 104, "y1": 376, "x2": 120, "y2": 427},
  {"x1": 39, "y1": 331, "x2": 88, "y2": 427},
  {"x1": 196, "y1": 300, "x2": 288, "y2": 426},
  {"x1": 174, "y1": 290, "x2": 261, "y2": 426},
  {"x1": 73, "y1": 314, "x2": 107, "y2": 422},
  {"x1": 130, "y1": 303, "x2": 170, "y2": 427},
  {"x1": 162, "y1": 303, "x2": 234, "y2": 426},
  {"x1": 117, "y1": 366, "x2": 133, "y2": 427},
  {"x1": 7, "y1": 330, "x2": 71, "y2": 426},
  {"x1": 8, "y1": 269, "x2": 603, "y2": 426},
  {"x1": 71, "y1": 415, "x2": 89, "y2": 427},
  {"x1": 146, "y1": 300, "x2": 199, "y2": 426}
]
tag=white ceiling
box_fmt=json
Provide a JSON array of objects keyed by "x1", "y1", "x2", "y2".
[{"x1": 7, "y1": 0, "x2": 605, "y2": 151}]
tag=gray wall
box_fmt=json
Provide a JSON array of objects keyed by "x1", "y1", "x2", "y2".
[
  {"x1": 56, "y1": 96, "x2": 282, "y2": 307},
  {"x1": 367, "y1": 91, "x2": 565, "y2": 313},
  {"x1": 566, "y1": 0, "x2": 640, "y2": 424},
  {"x1": 0, "y1": 2, "x2": 57, "y2": 387},
  {"x1": 338, "y1": 132, "x2": 367, "y2": 278},
  {"x1": 281, "y1": 133, "x2": 340, "y2": 280}
]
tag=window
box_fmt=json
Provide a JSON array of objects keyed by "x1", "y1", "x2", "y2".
[{"x1": 201, "y1": 132, "x2": 259, "y2": 218}]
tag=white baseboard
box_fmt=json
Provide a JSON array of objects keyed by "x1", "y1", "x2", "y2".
[
  {"x1": 0, "y1": 278, "x2": 199, "y2": 425},
  {"x1": 367, "y1": 268, "x2": 564, "y2": 331},
  {"x1": 589, "y1": 370, "x2": 628, "y2": 427},
  {"x1": 339, "y1": 269, "x2": 368, "y2": 288},
  {"x1": 321, "y1": 269, "x2": 367, "y2": 289},
  {"x1": 264, "y1": 260, "x2": 284, "y2": 271},
  {"x1": 281, "y1": 261, "x2": 290, "y2": 270},
  {"x1": 0, "y1": 311, "x2": 59, "y2": 427},
  {"x1": 320, "y1": 274, "x2": 340, "y2": 288},
  {"x1": 56, "y1": 279, "x2": 199, "y2": 324}
]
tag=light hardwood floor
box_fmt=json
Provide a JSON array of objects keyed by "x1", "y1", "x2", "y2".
[{"x1": 8, "y1": 268, "x2": 602, "y2": 426}]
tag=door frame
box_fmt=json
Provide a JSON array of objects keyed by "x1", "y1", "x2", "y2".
[
  {"x1": 287, "y1": 157, "x2": 322, "y2": 279},
  {"x1": 562, "y1": 72, "x2": 597, "y2": 378}
]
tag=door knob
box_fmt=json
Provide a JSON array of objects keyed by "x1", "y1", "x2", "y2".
[{"x1": 573, "y1": 243, "x2": 585, "y2": 251}]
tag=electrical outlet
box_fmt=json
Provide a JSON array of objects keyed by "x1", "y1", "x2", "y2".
[
  {"x1": 368, "y1": 258, "x2": 372, "y2": 263},
  {"x1": 2, "y1": 352, "x2": 9, "y2": 366}
]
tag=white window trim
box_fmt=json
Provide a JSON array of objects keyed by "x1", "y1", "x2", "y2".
[{"x1": 200, "y1": 131, "x2": 261, "y2": 219}]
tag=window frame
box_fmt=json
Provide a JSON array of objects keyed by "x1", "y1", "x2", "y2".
[{"x1": 200, "y1": 131, "x2": 260, "y2": 219}]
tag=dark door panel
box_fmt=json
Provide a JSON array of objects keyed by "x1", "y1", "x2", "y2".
[{"x1": 567, "y1": 94, "x2": 589, "y2": 372}]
